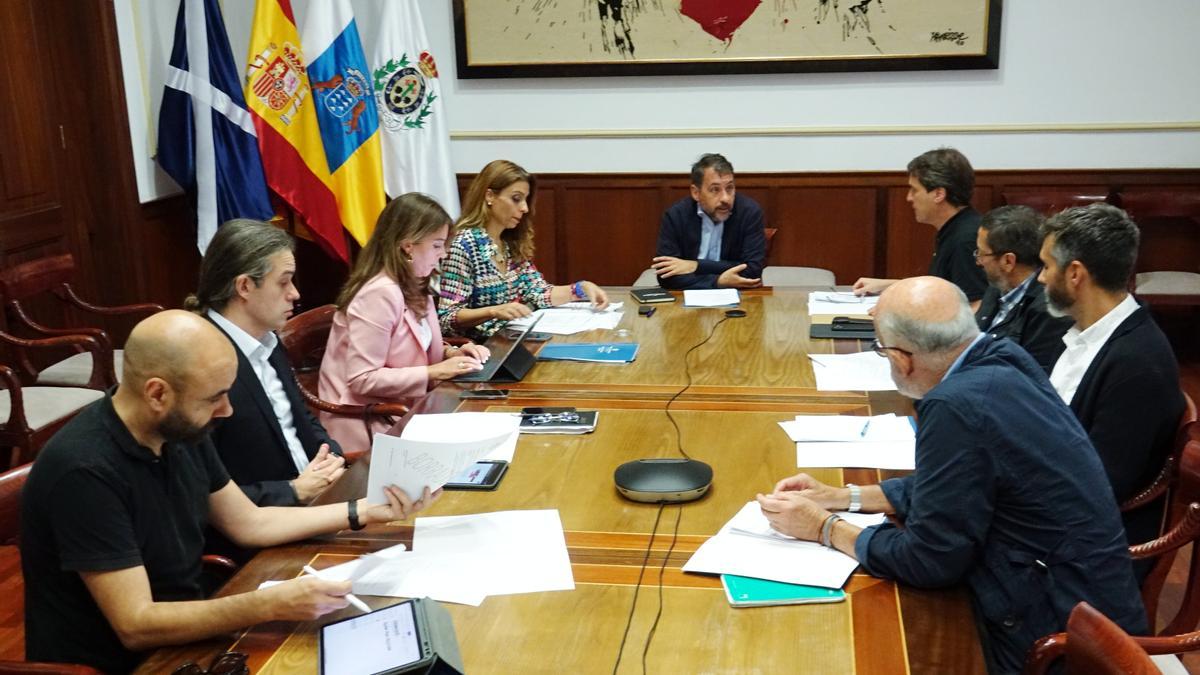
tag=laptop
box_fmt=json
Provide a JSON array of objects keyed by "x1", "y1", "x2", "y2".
[{"x1": 452, "y1": 315, "x2": 541, "y2": 383}]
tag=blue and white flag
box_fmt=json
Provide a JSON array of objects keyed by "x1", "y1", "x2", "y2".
[{"x1": 157, "y1": 0, "x2": 273, "y2": 253}]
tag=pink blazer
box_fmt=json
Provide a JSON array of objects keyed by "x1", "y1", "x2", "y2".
[{"x1": 318, "y1": 274, "x2": 444, "y2": 454}]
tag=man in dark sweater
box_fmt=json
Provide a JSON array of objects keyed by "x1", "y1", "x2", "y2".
[
  {"x1": 1041, "y1": 203, "x2": 1185, "y2": 565},
  {"x1": 651, "y1": 153, "x2": 767, "y2": 290},
  {"x1": 853, "y1": 148, "x2": 988, "y2": 308}
]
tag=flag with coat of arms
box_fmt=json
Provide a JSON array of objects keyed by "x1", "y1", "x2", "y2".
[
  {"x1": 301, "y1": 0, "x2": 386, "y2": 246},
  {"x1": 371, "y1": 0, "x2": 460, "y2": 219},
  {"x1": 156, "y1": 0, "x2": 274, "y2": 253},
  {"x1": 243, "y1": 0, "x2": 349, "y2": 261}
]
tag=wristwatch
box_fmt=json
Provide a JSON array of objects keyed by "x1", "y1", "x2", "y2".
[
  {"x1": 347, "y1": 499, "x2": 366, "y2": 531},
  {"x1": 846, "y1": 484, "x2": 862, "y2": 513}
]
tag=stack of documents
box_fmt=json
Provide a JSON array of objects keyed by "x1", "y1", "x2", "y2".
[
  {"x1": 507, "y1": 302, "x2": 624, "y2": 335},
  {"x1": 683, "y1": 288, "x2": 740, "y2": 307},
  {"x1": 294, "y1": 510, "x2": 575, "y2": 606},
  {"x1": 683, "y1": 502, "x2": 877, "y2": 589},
  {"x1": 367, "y1": 413, "x2": 521, "y2": 503},
  {"x1": 780, "y1": 413, "x2": 917, "y2": 470},
  {"x1": 809, "y1": 351, "x2": 898, "y2": 391},
  {"x1": 807, "y1": 291, "x2": 878, "y2": 317}
]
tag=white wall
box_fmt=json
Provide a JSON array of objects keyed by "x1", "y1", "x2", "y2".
[{"x1": 116, "y1": 0, "x2": 1200, "y2": 203}]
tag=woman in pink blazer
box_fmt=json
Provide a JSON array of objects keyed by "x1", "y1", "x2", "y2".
[{"x1": 319, "y1": 193, "x2": 490, "y2": 454}]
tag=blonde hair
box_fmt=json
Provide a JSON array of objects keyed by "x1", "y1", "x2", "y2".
[
  {"x1": 455, "y1": 160, "x2": 537, "y2": 261},
  {"x1": 335, "y1": 194, "x2": 451, "y2": 314}
]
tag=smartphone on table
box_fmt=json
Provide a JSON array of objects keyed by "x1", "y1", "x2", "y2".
[{"x1": 444, "y1": 460, "x2": 508, "y2": 490}]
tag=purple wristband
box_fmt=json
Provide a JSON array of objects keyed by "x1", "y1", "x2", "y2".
[{"x1": 572, "y1": 281, "x2": 586, "y2": 299}]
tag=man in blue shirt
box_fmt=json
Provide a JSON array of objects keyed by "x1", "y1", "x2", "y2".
[
  {"x1": 973, "y1": 205, "x2": 1072, "y2": 373},
  {"x1": 758, "y1": 276, "x2": 1145, "y2": 674},
  {"x1": 651, "y1": 153, "x2": 767, "y2": 290}
]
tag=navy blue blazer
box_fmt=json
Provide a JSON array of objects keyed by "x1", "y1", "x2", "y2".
[
  {"x1": 654, "y1": 194, "x2": 767, "y2": 290},
  {"x1": 1068, "y1": 304, "x2": 1184, "y2": 552},
  {"x1": 207, "y1": 318, "x2": 342, "y2": 507},
  {"x1": 855, "y1": 337, "x2": 1147, "y2": 674}
]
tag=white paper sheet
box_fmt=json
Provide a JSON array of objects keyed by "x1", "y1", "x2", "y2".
[
  {"x1": 728, "y1": 504, "x2": 887, "y2": 542},
  {"x1": 780, "y1": 413, "x2": 914, "y2": 443},
  {"x1": 807, "y1": 291, "x2": 878, "y2": 317},
  {"x1": 682, "y1": 503, "x2": 860, "y2": 589},
  {"x1": 506, "y1": 302, "x2": 624, "y2": 335},
  {"x1": 400, "y1": 412, "x2": 521, "y2": 463},
  {"x1": 683, "y1": 288, "x2": 740, "y2": 307},
  {"x1": 413, "y1": 509, "x2": 575, "y2": 597},
  {"x1": 796, "y1": 440, "x2": 916, "y2": 470},
  {"x1": 809, "y1": 351, "x2": 898, "y2": 391},
  {"x1": 366, "y1": 431, "x2": 512, "y2": 504}
]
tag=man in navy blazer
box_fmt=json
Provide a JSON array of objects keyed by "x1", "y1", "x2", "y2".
[
  {"x1": 187, "y1": 220, "x2": 346, "y2": 511},
  {"x1": 651, "y1": 153, "x2": 766, "y2": 290},
  {"x1": 1040, "y1": 204, "x2": 1185, "y2": 566},
  {"x1": 758, "y1": 277, "x2": 1146, "y2": 674}
]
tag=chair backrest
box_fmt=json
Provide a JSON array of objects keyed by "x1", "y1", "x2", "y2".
[
  {"x1": 0, "y1": 463, "x2": 30, "y2": 546},
  {"x1": 763, "y1": 227, "x2": 777, "y2": 262},
  {"x1": 1002, "y1": 191, "x2": 1110, "y2": 215},
  {"x1": 277, "y1": 304, "x2": 337, "y2": 393},
  {"x1": 0, "y1": 254, "x2": 76, "y2": 305},
  {"x1": 1064, "y1": 602, "x2": 1158, "y2": 675}
]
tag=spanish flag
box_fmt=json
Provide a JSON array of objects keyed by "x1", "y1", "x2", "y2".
[
  {"x1": 301, "y1": 0, "x2": 386, "y2": 246},
  {"x1": 244, "y1": 0, "x2": 348, "y2": 261}
]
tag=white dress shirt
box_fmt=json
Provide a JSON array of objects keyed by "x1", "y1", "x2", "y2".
[
  {"x1": 1049, "y1": 294, "x2": 1139, "y2": 405},
  {"x1": 208, "y1": 309, "x2": 309, "y2": 473},
  {"x1": 414, "y1": 316, "x2": 433, "y2": 351},
  {"x1": 696, "y1": 204, "x2": 725, "y2": 261}
]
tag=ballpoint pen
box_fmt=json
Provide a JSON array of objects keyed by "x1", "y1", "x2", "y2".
[
  {"x1": 860, "y1": 419, "x2": 872, "y2": 437},
  {"x1": 302, "y1": 565, "x2": 371, "y2": 613}
]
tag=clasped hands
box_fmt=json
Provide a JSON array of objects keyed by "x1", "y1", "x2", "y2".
[
  {"x1": 755, "y1": 473, "x2": 846, "y2": 542},
  {"x1": 651, "y1": 257, "x2": 762, "y2": 288}
]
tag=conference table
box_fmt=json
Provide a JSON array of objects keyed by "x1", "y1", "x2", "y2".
[{"x1": 137, "y1": 288, "x2": 985, "y2": 674}]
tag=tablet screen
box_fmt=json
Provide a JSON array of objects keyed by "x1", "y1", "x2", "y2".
[{"x1": 321, "y1": 601, "x2": 423, "y2": 675}]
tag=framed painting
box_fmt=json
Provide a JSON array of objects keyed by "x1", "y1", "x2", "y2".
[{"x1": 453, "y1": 0, "x2": 1002, "y2": 79}]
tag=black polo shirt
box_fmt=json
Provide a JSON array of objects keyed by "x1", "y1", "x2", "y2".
[
  {"x1": 929, "y1": 206, "x2": 988, "y2": 301},
  {"x1": 21, "y1": 395, "x2": 230, "y2": 674}
]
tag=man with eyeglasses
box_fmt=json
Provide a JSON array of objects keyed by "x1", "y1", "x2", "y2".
[
  {"x1": 853, "y1": 148, "x2": 988, "y2": 309},
  {"x1": 1039, "y1": 204, "x2": 1184, "y2": 574},
  {"x1": 758, "y1": 276, "x2": 1145, "y2": 674},
  {"x1": 972, "y1": 205, "x2": 1072, "y2": 373},
  {"x1": 650, "y1": 153, "x2": 766, "y2": 290}
]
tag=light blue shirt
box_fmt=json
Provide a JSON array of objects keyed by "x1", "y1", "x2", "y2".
[
  {"x1": 696, "y1": 204, "x2": 724, "y2": 262},
  {"x1": 943, "y1": 332, "x2": 987, "y2": 381},
  {"x1": 988, "y1": 271, "x2": 1038, "y2": 330}
]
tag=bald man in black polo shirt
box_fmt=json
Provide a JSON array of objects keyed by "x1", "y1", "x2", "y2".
[{"x1": 21, "y1": 310, "x2": 433, "y2": 674}]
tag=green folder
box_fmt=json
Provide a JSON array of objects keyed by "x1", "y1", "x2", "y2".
[{"x1": 721, "y1": 574, "x2": 847, "y2": 607}]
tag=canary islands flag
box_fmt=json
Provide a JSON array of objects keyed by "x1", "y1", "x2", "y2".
[
  {"x1": 157, "y1": 0, "x2": 273, "y2": 253},
  {"x1": 244, "y1": 0, "x2": 348, "y2": 261},
  {"x1": 302, "y1": 0, "x2": 386, "y2": 246}
]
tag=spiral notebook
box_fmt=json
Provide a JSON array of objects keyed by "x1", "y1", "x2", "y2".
[{"x1": 721, "y1": 574, "x2": 847, "y2": 607}]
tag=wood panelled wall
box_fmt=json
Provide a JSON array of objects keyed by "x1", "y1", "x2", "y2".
[{"x1": 456, "y1": 170, "x2": 1200, "y2": 287}]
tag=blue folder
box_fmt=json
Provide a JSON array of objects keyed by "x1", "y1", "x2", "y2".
[{"x1": 536, "y1": 343, "x2": 639, "y2": 363}]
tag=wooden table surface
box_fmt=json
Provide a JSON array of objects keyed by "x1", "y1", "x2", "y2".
[{"x1": 136, "y1": 288, "x2": 984, "y2": 675}]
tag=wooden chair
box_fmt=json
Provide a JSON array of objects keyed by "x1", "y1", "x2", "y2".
[
  {"x1": 0, "y1": 254, "x2": 163, "y2": 389},
  {"x1": 1025, "y1": 602, "x2": 1159, "y2": 675},
  {"x1": 0, "y1": 463, "x2": 102, "y2": 674},
  {"x1": 0, "y1": 341, "x2": 105, "y2": 469},
  {"x1": 277, "y1": 305, "x2": 409, "y2": 462},
  {"x1": 1120, "y1": 189, "x2": 1200, "y2": 306},
  {"x1": 1001, "y1": 190, "x2": 1112, "y2": 215},
  {"x1": 1121, "y1": 392, "x2": 1198, "y2": 515}
]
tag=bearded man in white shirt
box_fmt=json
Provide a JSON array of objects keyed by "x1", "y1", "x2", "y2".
[{"x1": 1038, "y1": 203, "x2": 1184, "y2": 575}]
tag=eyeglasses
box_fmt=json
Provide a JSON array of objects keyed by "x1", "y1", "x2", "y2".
[
  {"x1": 526, "y1": 412, "x2": 581, "y2": 425},
  {"x1": 972, "y1": 248, "x2": 1006, "y2": 260},
  {"x1": 171, "y1": 652, "x2": 249, "y2": 675},
  {"x1": 871, "y1": 338, "x2": 911, "y2": 358}
]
